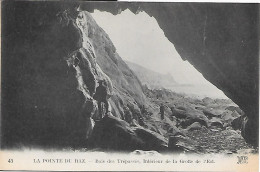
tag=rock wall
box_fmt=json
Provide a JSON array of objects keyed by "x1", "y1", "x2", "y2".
[
  {"x1": 1, "y1": 1, "x2": 148, "y2": 148},
  {"x1": 141, "y1": 4, "x2": 259, "y2": 146},
  {"x1": 1, "y1": 1, "x2": 258, "y2": 147},
  {"x1": 82, "y1": 2, "x2": 259, "y2": 146},
  {"x1": 2, "y1": 1, "x2": 85, "y2": 147}
]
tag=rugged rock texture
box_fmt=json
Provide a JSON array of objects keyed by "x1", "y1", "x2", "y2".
[
  {"x1": 77, "y1": 11, "x2": 148, "y2": 120},
  {"x1": 2, "y1": 1, "x2": 258, "y2": 148},
  {"x1": 185, "y1": 122, "x2": 202, "y2": 131},
  {"x1": 88, "y1": 115, "x2": 168, "y2": 151},
  {"x1": 209, "y1": 117, "x2": 224, "y2": 129},
  {"x1": 1, "y1": 1, "x2": 148, "y2": 148},
  {"x1": 83, "y1": 2, "x2": 259, "y2": 146}
]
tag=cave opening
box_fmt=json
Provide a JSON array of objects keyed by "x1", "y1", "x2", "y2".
[
  {"x1": 91, "y1": 9, "x2": 229, "y2": 100},
  {"x1": 1, "y1": 1, "x2": 258, "y2": 152}
]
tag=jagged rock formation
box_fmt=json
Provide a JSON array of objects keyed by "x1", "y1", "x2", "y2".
[
  {"x1": 1, "y1": 1, "x2": 148, "y2": 148},
  {"x1": 75, "y1": 11, "x2": 148, "y2": 120},
  {"x1": 81, "y1": 2, "x2": 259, "y2": 146},
  {"x1": 1, "y1": 1, "x2": 258, "y2": 149},
  {"x1": 88, "y1": 115, "x2": 167, "y2": 151}
]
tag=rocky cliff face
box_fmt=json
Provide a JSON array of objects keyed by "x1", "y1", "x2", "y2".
[
  {"x1": 126, "y1": 61, "x2": 178, "y2": 89},
  {"x1": 75, "y1": 11, "x2": 147, "y2": 119},
  {"x1": 1, "y1": 2, "x2": 148, "y2": 148},
  {"x1": 81, "y1": 2, "x2": 259, "y2": 146}
]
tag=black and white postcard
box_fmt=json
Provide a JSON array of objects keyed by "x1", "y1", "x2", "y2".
[{"x1": 0, "y1": 1, "x2": 259, "y2": 171}]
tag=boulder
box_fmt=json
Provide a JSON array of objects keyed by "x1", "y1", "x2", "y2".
[
  {"x1": 209, "y1": 117, "x2": 224, "y2": 129},
  {"x1": 202, "y1": 97, "x2": 214, "y2": 105},
  {"x1": 231, "y1": 111, "x2": 240, "y2": 118},
  {"x1": 88, "y1": 115, "x2": 167, "y2": 151},
  {"x1": 175, "y1": 107, "x2": 209, "y2": 129},
  {"x1": 202, "y1": 109, "x2": 220, "y2": 119},
  {"x1": 88, "y1": 115, "x2": 144, "y2": 150},
  {"x1": 221, "y1": 111, "x2": 236, "y2": 124},
  {"x1": 225, "y1": 106, "x2": 244, "y2": 115},
  {"x1": 186, "y1": 110, "x2": 209, "y2": 121},
  {"x1": 185, "y1": 122, "x2": 202, "y2": 131},
  {"x1": 133, "y1": 127, "x2": 168, "y2": 151},
  {"x1": 221, "y1": 111, "x2": 241, "y2": 128},
  {"x1": 175, "y1": 106, "x2": 188, "y2": 111},
  {"x1": 180, "y1": 114, "x2": 208, "y2": 129},
  {"x1": 171, "y1": 107, "x2": 187, "y2": 119}
]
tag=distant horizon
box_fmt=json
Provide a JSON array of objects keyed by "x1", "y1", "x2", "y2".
[
  {"x1": 125, "y1": 59, "x2": 175, "y2": 78},
  {"x1": 126, "y1": 60, "x2": 229, "y2": 99},
  {"x1": 92, "y1": 9, "x2": 228, "y2": 99}
]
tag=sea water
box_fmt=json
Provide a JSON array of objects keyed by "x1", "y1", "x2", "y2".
[{"x1": 168, "y1": 84, "x2": 228, "y2": 99}]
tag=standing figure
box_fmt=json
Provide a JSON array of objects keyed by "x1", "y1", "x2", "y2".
[
  {"x1": 124, "y1": 106, "x2": 133, "y2": 125},
  {"x1": 93, "y1": 80, "x2": 109, "y2": 119},
  {"x1": 160, "y1": 103, "x2": 165, "y2": 120}
]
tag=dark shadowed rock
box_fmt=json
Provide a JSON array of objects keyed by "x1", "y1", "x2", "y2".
[
  {"x1": 88, "y1": 115, "x2": 144, "y2": 151},
  {"x1": 171, "y1": 108, "x2": 187, "y2": 119},
  {"x1": 180, "y1": 118, "x2": 208, "y2": 129},
  {"x1": 231, "y1": 115, "x2": 245, "y2": 130},
  {"x1": 1, "y1": 3, "x2": 150, "y2": 148},
  {"x1": 232, "y1": 115, "x2": 257, "y2": 146},
  {"x1": 209, "y1": 117, "x2": 224, "y2": 129},
  {"x1": 221, "y1": 110, "x2": 240, "y2": 126},
  {"x1": 180, "y1": 110, "x2": 209, "y2": 129},
  {"x1": 133, "y1": 128, "x2": 168, "y2": 151},
  {"x1": 88, "y1": 115, "x2": 168, "y2": 151},
  {"x1": 241, "y1": 118, "x2": 258, "y2": 147}
]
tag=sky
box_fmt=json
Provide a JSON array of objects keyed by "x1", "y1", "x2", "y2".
[{"x1": 91, "y1": 9, "x2": 227, "y2": 98}]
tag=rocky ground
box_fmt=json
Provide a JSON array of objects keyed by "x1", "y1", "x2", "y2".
[
  {"x1": 186, "y1": 128, "x2": 253, "y2": 154},
  {"x1": 79, "y1": 86, "x2": 256, "y2": 154},
  {"x1": 125, "y1": 87, "x2": 256, "y2": 154}
]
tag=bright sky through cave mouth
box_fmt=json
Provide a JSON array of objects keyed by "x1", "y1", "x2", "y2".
[{"x1": 92, "y1": 9, "x2": 228, "y2": 99}]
